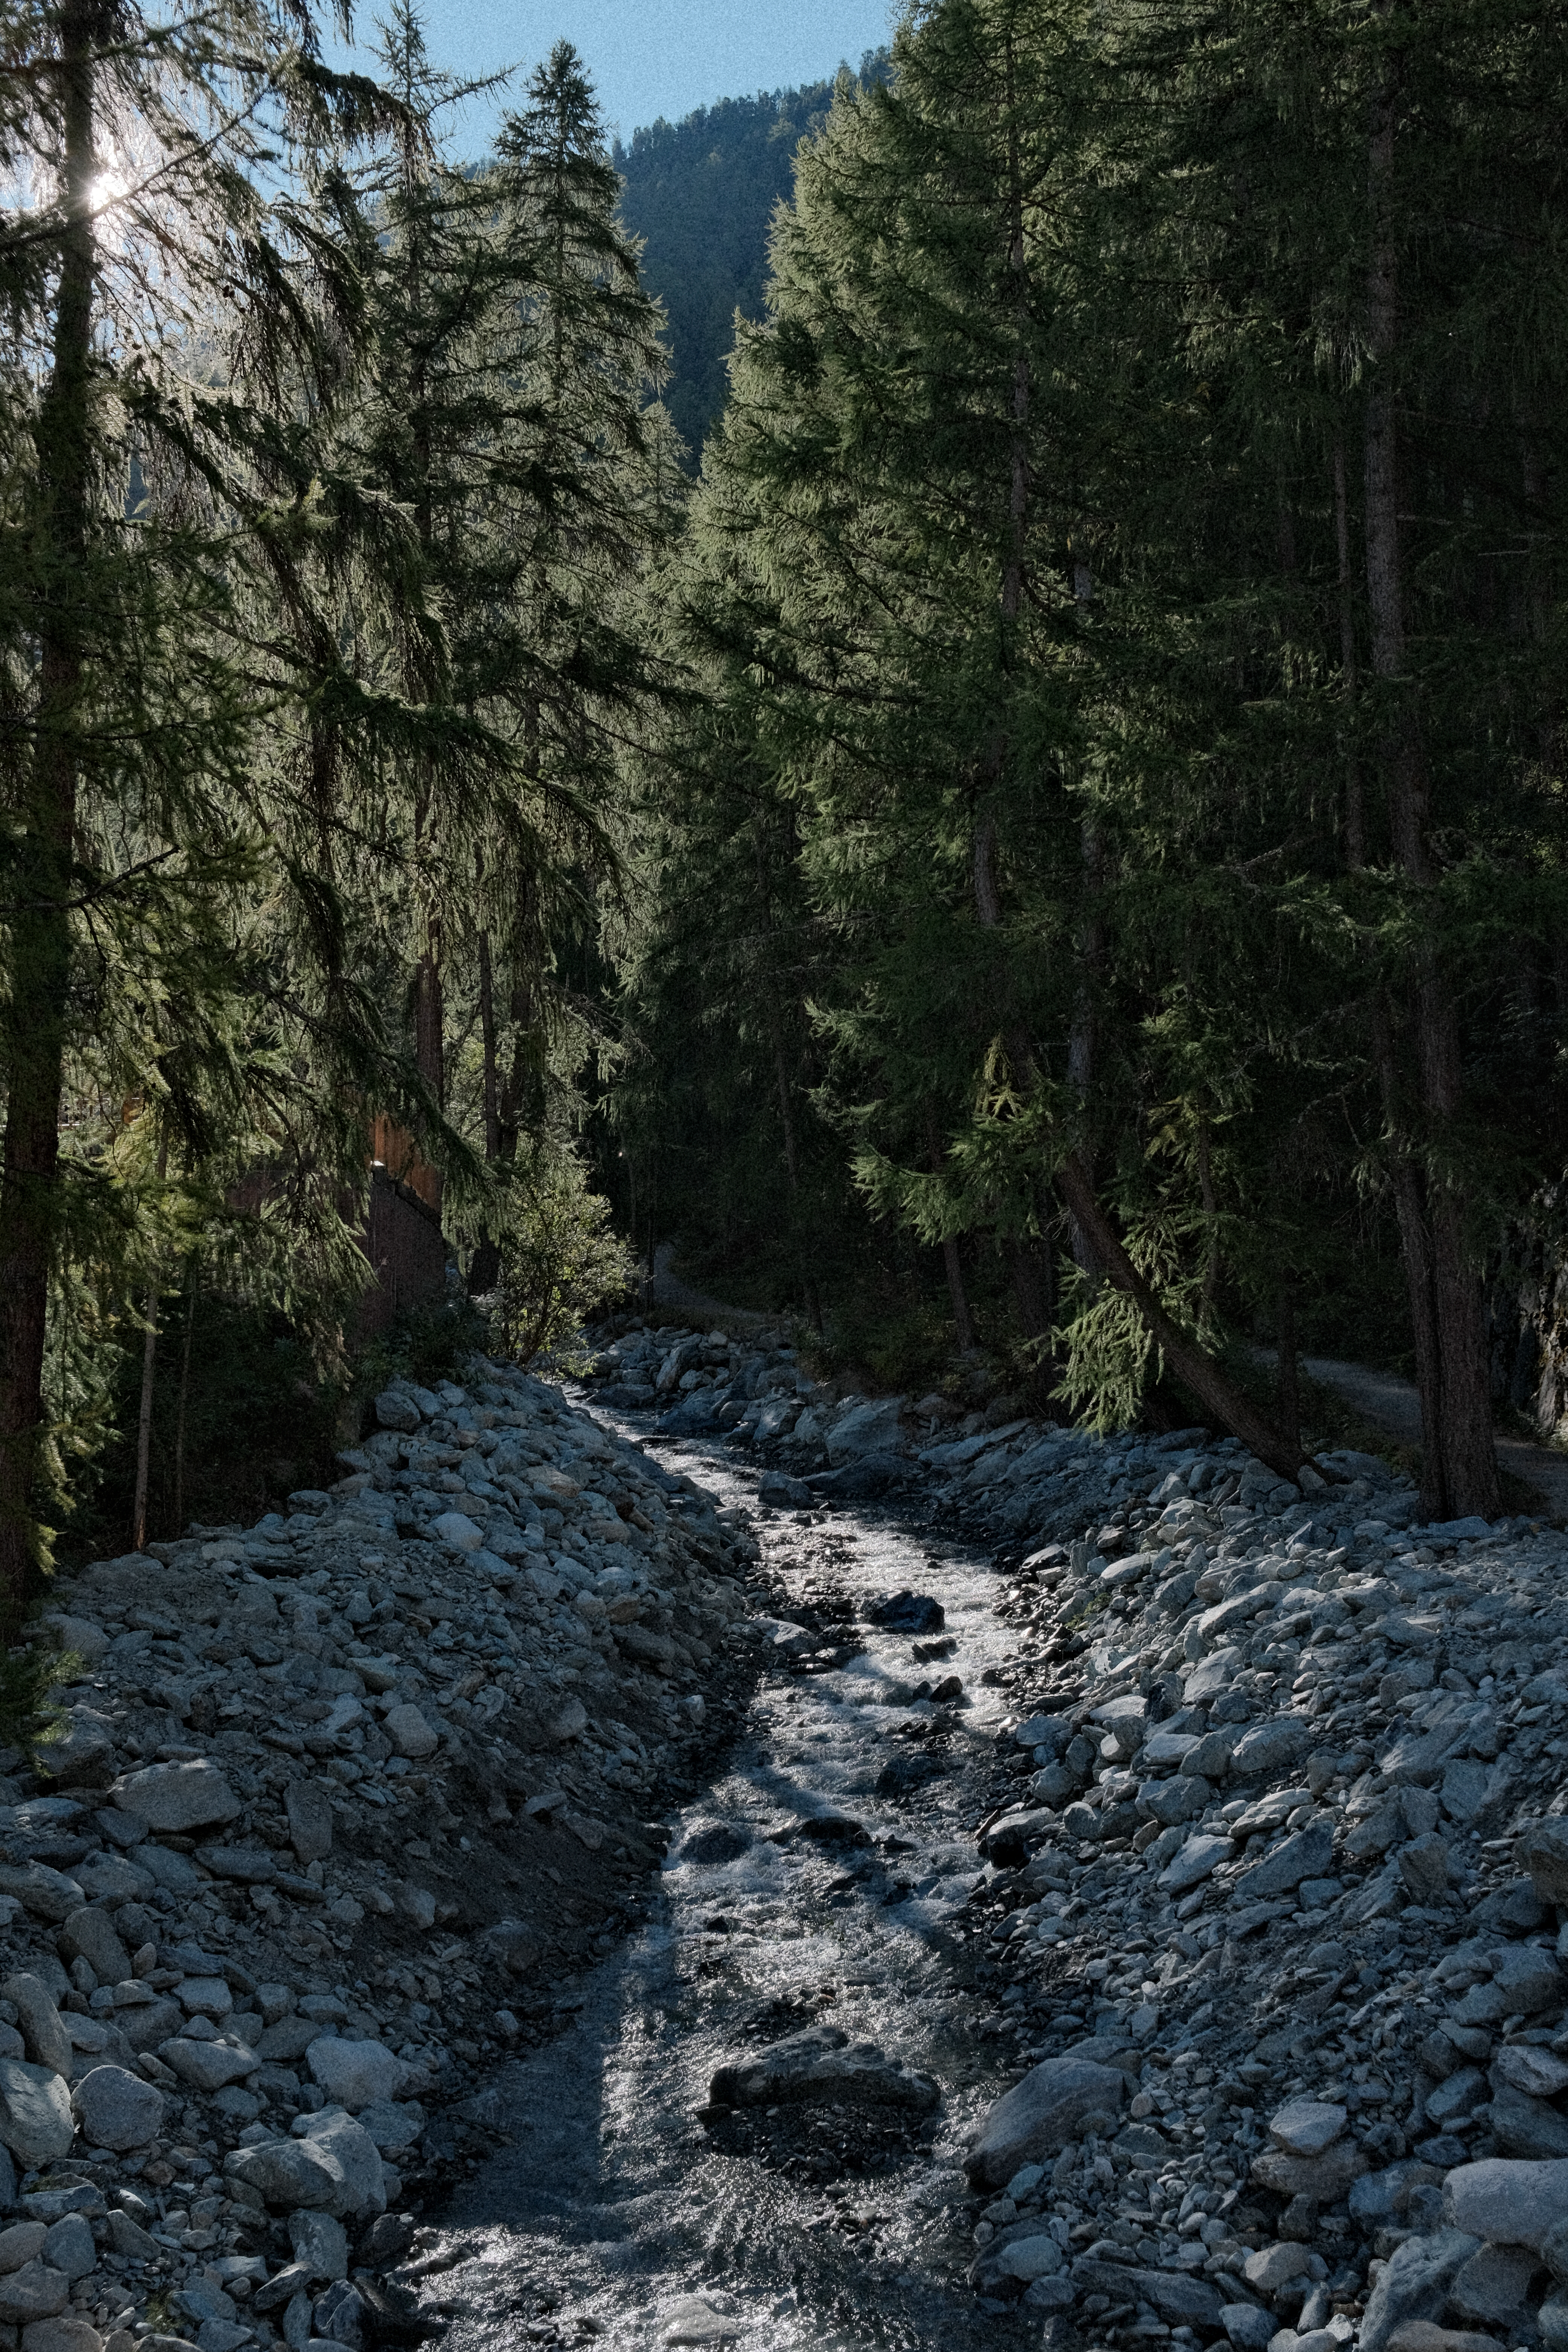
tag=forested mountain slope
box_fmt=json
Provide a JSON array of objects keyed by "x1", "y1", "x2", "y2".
[{"x1": 614, "y1": 53, "x2": 888, "y2": 461}]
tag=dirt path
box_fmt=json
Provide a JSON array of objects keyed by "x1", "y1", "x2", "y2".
[
  {"x1": 1291, "y1": 1348, "x2": 1568, "y2": 1522},
  {"x1": 648, "y1": 1241, "x2": 772, "y2": 1334}
]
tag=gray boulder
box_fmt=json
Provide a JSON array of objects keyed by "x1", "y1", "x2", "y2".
[
  {"x1": 35, "y1": 1708, "x2": 115, "y2": 1789},
  {"x1": 1230, "y1": 1718, "x2": 1312, "y2": 1778},
  {"x1": 1451, "y1": 2244, "x2": 1544, "y2": 2328},
  {"x1": 383, "y1": 1705, "x2": 438, "y2": 1760},
  {"x1": 104, "y1": 2210, "x2": 157, "y2": 2262},
  {"x1": 0, "y1": 2262, "x2": 69, "y2": 2324},
  {"x1": 964, "y1": 2055, "x2": 1126, "y2": 2189},
  {"x1": 288, "y1": 2211, "x2": 348, "y2": 2283},
  {"x1": 1159, "y1": 1833, "x2": 1230, "y2": 1893},
  {"x1": 1491, "y1": 2082, "x2": 1568, "y2": 2161},
  {"x1": 109, "y1": 1758, "x2": 239, "y2": 1834},
  {"x1": 0, "y1": 2063, "x2": 73, "y2": 2165},
  {"x1": 0, "y1": 1868, "x2": 82, "y2": 1924},
  {"x1": 57, "y1": 1905, "x2": 130, "y2": 1986},
  {"x1": 115, "y1": 1998, "x2": 182, "y2": 2054},
  {"x1": 292, "y1": 2109, "x2": 386, "y2": 2219},
  {"x1": 1221, "y1": 2306, "x2": 1276, "y2": 2350},
  {"x1": 70, "y1": 2064, "x2": 162, "y2": 2151},
  {"x1": 1250, "y1": 2141, "x2": 1367, "y2": 2202},
  {"x1": 38, "y1": 1619, "x2": 109, "y2": 1669},
  {"x1": 225, "y1": 2137, "x2": 342, "y2": 2213},
  {"x1": 826, "y1": 1399, "x2": 907, "y2": 1464},
  {"x1": 709, "y1": 2025, "x2": 937, "y2": 2115},
  {"x1": 306, "y1": 2039, "x2": 407, "y2": 2112},
  {"x1": 1180, "y1": 1731, "x2": 1235, "y2": 1780},
  {"x1": 157, "y1": 2036, "x2": 257, "y2": 2092},
  {"x1": 42, "y1": 2214, "x2": 94, "y2": 2280},
  {"x1": 285, "y1": 1782, "x2": 333, "y2": 1864},
  {"x1": 373, "y1": 1390, "x2": 420, "y2": 1435},
  {"x1": 1358, "y1": 2230, "x2": 1480, "y2": 2352},
  {"x1": 0, "y1": 1979, "x2": 68, "y2": 2080},
  {"x1": 1397, "y1": 1832, "x2": 1453, "y2": 1903},
  {"x1": 1230, "y1": 1818, "x2": 1335, "y2": 1903},
  {"x1": 1517, "y1": 1818, "x2": 1568, "y2": 1906},
  {"x1": 1493, "y1": 1945, "x2": 1563, "y2": 2016},
  {"x1": 0, "y1": 2223, "x2": 46, "y2": 2270},
  {"x1": 1071, "y1": 2259, "x2": 1221, "y2": 2327},
  {"x1": 354, "y1": 2100, "x2": 424, "y2": 2154}
]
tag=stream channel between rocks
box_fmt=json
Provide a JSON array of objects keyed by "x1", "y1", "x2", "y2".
[{"x1": 439, "y1": 1411, "x2": 1027, "y2": 2352}]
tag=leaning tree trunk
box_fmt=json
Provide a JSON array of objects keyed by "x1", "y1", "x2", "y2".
[
  {"x1": 924, "y1": 1103, "x2": 977, "y2": 1352},
  {"x1": 0, "y1": 0, "x2": 101, "y2": 1611},
  {"x1": 965, "y1": 76, "x2": 1304, "y2": 1480},
  {"x1": 1363, "y1": 26, "x2": 1499, "y2": 1518}
]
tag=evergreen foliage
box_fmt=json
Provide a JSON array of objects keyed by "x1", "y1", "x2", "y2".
[
  {"x1": 613, "y1": 53, "x2": 889, "y2": 462},
  {"x1": 0, "y1": 0, "x2": 668, "y2": 1606},
  {"x1": 608, "y1": 0, "x2": 1568, "y2": 1514}
]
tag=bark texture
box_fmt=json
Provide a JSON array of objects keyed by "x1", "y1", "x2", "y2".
[{"x1": 0, "y1": 0, "x2": 102, "y2": 1606}]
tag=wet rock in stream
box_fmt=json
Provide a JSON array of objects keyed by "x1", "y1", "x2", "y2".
[{"x1": 707, "y1": 2024, "x2": 940, "y2": 2116}]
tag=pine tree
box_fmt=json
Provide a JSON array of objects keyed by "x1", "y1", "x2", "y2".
[{"x1": 0, "y1": 0, "x2": 406, "y2": 1602}]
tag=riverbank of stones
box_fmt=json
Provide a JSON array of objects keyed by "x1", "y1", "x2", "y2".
[
  {"x1": 584, "y1": 1315, "x2": 1568, "y2": 2352},
  {"x1": 921, "y1": 1442, "x2": 1568, "y2": 2352},
  {"x1": 2, "y1": 1358, "x2": 766, "y2": 2352}
]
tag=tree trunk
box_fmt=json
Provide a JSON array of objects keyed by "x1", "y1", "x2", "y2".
[
  {"x1": 0, "y1": 0, "x2": 100, "y2": 1610},
  {"x1": 1065, "y1": 820, "x2": 1104, "y2": 1279},
  {"x1": 476, "y1": 920, "x2": 501, "y2": 1165},
  {"x1": 131, "y1": 1131, "x2": 170, "y2": 1551},
  {"x1": 1276, "y1": 1278, "x2": 1300, "y2": 1461},
  {"x1": 1054, "y1": 1158, "x2": 1308, "y2": 1482},
  {"x1": 1363, "y1": 29, "x2": 1499, "y2": 1517},
  {"x1": 756, "y1": 832, "x2": 821, "y2": 1330},
  {"x1": 131, "y1": 1284, "x2": 159, "y2": 1554},
  {"x1": 924, "y1": 1105, "x2": 977, "y2": 1353},
  {"x1": 467, "y1": 916, "x2": 502, "y2": 1297},
  {"x1": 173, "y1": 1265, "x2": 197, "y2": 1540},
  {"x1": 975, "y1": 816, "x2": 1301, "y2": 1468},
  {"x1": 1006, "y1": 1231, "x2": 1054, "y2": 1345},
  {"x1": 414, "y1": 921, "x2": 444, "y2": 1110}
]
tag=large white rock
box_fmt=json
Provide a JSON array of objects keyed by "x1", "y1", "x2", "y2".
[
  {"x1": 306, "y1": 2038, "x2": 407, "y2": 2113},
  {"x1": 109, "y1": 1758, "x2": 239, "y2": 1833}
]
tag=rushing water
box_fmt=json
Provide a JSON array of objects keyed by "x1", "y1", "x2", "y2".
[{"x1": 431, "y1": 1424, "x2": 1038, "y2": 2352}]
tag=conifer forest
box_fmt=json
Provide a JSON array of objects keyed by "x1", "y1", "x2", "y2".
[{"x1": 5, "y1": 0, "x2": 1568, "y2": 1617}]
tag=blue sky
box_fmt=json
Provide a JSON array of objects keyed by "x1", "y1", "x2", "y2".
[{"x1": 350, "y1": 0, "x2": 895, "y2": 151}]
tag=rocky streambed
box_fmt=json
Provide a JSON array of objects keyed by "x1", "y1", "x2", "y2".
[
  {"x1": 0, "y1": 1355, "x2": 763, "y2": 2352},
  {"x1": 6, "y1": 1321, "x2": 1568, "y2": 2352}
]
